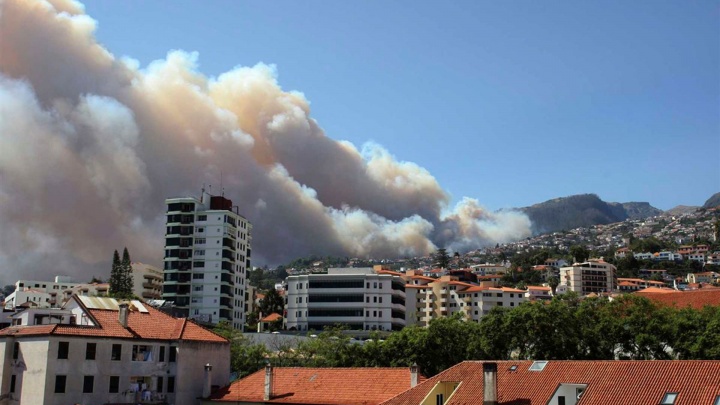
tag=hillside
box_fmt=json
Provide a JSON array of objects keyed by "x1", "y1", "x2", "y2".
[
  {"x1": 703, "y1": 192, "x2": 720, "y2": 209},
  {"x1": 521, "y1": 194, "x2": 662, "y2": 235},
  {"x1": 665, "y1": 205, "x2": 699, "y2": 216}
]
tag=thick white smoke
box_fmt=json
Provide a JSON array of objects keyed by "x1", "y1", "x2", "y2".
[{"x1": 0, "y1": 0, "x2": 531, "y2": 283}]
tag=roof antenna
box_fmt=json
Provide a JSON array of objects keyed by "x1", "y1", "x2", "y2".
[{"x1": 220, "y1": 170, "x2": 224, "y2": 197}]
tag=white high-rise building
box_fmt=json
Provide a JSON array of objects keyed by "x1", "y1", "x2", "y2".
[{"x1": 162, "y1": 191, "x2": 251, "y2": 330}]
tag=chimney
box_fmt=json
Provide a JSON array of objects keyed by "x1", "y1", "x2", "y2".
[
  {"x1": 483, "y1": 362, "x2": 498, "y2": 405},
  {"x1": 118, "y1": 303, "x2": 129, "y2": 328},
  {"x1": 264, "y1": 363, "x2": 273, "y2": 401},
  {"x1": 203, "y1": 363, "x2": 213, "y2": 398},
  {"x1": 410, "y1": 363, "x2": 419, "y2": 387}
]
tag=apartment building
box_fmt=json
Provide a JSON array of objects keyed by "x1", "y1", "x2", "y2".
[
  {"x1": 4, "y1": 276, "x2": 109, "y2": 310},
  {"x1": 131, "y1": 262, "x2": 163, "y2": 300},
  {"x1": 284, "y1": 268, "x2": 406, "y2": 332},
  {"x1": 560, "y1": 259, "x2": 616, "y2": 295},
  {"x1": 0, "y1": 296, "x2": 229, "y2": 405},
  {"x1": 163, "y1": 191, "x2": 252, "y2": 330},
  {"x1": 406, "y1": 276, "x2": 526, "y2": 327}
]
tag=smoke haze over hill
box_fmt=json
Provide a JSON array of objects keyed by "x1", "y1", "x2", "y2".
[{"x1": 0, "y1": 0, "x2": 531, "y2": 283}]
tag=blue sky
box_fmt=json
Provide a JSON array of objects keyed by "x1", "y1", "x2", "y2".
[{"x1": 82, "y1": 0, "x2": 719, "y2": 211}]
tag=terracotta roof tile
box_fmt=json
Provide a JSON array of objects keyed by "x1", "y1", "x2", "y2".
[
  {"x1": 381, "y1": 361, "x2": 720, "y2": 405},
  {"x1": 210, "y1": 367, "x2": 423, "y2": 404},
  {"x1": 638, "y1": 289, "x2": 720, "y2": 310},
  {"x1": 261, "y1": 313, "x2": 283, "y2": 322}
]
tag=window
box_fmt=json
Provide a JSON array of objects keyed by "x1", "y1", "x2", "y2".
[
  {"x1": 714, "y1": 395, "x2": 720, "y2": 405},
  {"x1": 109, "y1": 376, "x2": 120, "y2": 393},
  {"x1": 157, "y1": 376, "x2": 164, "y2": 393},
  {"x1": 509, "y1": 365, "x2": 518, "y2": 371},
  {"x1": 86, "y1": 343, "x2": 96, "y2": 360},
  {"x1": 54, "y1": 375, "x2": 66, "y2": 393},
  {"x1": 12, "y1": 342, "x2": 18, "y2": 359},
  {"x1": 196, "y1": 238, "x2": 206, "y2": 244},
  {"x1": 159, "y1": 346, "x2": 165, "y2": 362},
  {"x1": 529, "y1": 360, "x2": 548, "y2": 371},
  {"x1": 10, "y1": 375, "x2": 15, "y2": 393},
  {"x1": 58, "y1": 341, "x2": 69, "y2": 359},
  {"x1": 193, "y1": 273, "x2": 204, "y2": 279},
  {"x1": 558, "y1": 396, "x2": 565, "y2": 405},
  {"x1": 379, "y1": 297, "x2": 382, "y2": 303},
  {"x1": 132, "y1": 345, "x2": 153, "y2": 361},
  {"x1": 436, "y1": 393, "x2": 444, "y2": 405},
  {"x1": 198, "y1": 215, "x2": 207, "y2": 221},
  {"x1": 197, "y1": 227, "x2": 204, "y2": 232},
  {"x1": 168, "y1": 376, "x2": 175, "y2": 393},
  {"x1": 661, "y1": 392, "x2": 678, "y2": 404},
  {"x1": 374, "y1": 296, "x2": 377, "y2": 303},
  {"x1": 83, "y1": 375, "x2": 94, "y2": 393},
  {"x1": 169, "y1": 346, "x2": 177, "y2": 362},
  {"x1": 111, "y1": 344, "x2": 122, "y2": 361}
]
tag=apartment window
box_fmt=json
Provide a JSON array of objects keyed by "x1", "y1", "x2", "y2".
[
  {"x1": 168, "y1": 376, "x2": 175, "y2": 393},
  {"x1": 111, "y1": 344, "x2": 122, "y2": 361},
  {"x1": 83, "y1": 375, "x2": 94, "y2": 393},
  {"x1": 196, "y1": 238, "x2": 206, "y2": 244},
  {"x1": 197, "y1": 227, "x2": 204, "y2": 232},
  {"x1": 366, "y1": 296, "x2": 369, "y2": 303},
  {"x1": 436, "y1": 393, "x2": 444, "y2": 405},
  {"x1": 198, "y1": 215, "x2": 207, "y2": 221},
  {"x1": 132, "y1": 345, "x2": 153, "y2": 361},
  {"x1": 366, "y1": 311, "x2": 370, "y2": 317},
  {"x1": 193, "y1": 273, "x2": 204, "y2": 279},
  {"x1": 379, "y1": 311, "x2": 382, "y2": 317},
  {"x1": 54, "y1": 375, "x2": 67, "y2": 393},
  {"x1": 109, "y1": 376, "x2": 120, "y2": 393},
  {"x1": 374, "y1": 296, "x2": 377, "y2": 303},
  {"x1": 366, "y1": 282, "x2": 370, "y2": 288},
  {"x1": 159, "y1": 346, "x2": 166, "y2": 362},
  {"x1": 373, "y1": 282, "x2": 377, "y2": 288},
  {"x1": 58, "y1": 341, "x2": 69, "y2": 359},
  {"x1": 10, "y1": 375, "x2": 15, "y2": 393},
  {"x1": 373, "y1": 311, "x2": 377, "y2": 317},
  {"x1": 157, "y1": 376, "x2": 164, "y2": 393},
  {"x1": 194, "y1": 261, "x2": 205, "y2": 268},
  {"x1": 496, "y1": 293, "x2": 502, "y2": 297},
  {"x1": 558, "y1": 396, "x2": 565, "y2": 405},
  {"x1": 12, "y1": 342, "x2": 18, "y2": 359},
  {"x1": 169, "y1": 346, "x2": 177, "y2": 362},
  {"x1": 379, "y1": 297, "x2": 382, "y2": 303},
  {"x1": 86, "y1": 343, "x2": 96, "y2": 360}
]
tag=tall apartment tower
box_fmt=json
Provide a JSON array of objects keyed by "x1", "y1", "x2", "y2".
[{"x1": 162, "y1": 190, "x2": 251, "y2": 330}]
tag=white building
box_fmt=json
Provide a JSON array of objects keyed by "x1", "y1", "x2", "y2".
[
  {"x1": 163, "y1": 191, "x2": 252, "y2": 330},
  {"x1": 560, "y1": 259, "x2": 616, "y2": 295},
  {"x1": 285, "y1": 268, "x2": 406, "y2": 332},
  {"x1": 687, "y1": 253, "x2": 706, "y2": 263},
  {"x1": 131, "y1": 262, "x2": 163, "y2": 300},
  {"x1": 5, "y1": 276, "x2": 109, "y2": 309},
  {"x1": 0, "y1": 296, "x2": 229, "y2": 405}
]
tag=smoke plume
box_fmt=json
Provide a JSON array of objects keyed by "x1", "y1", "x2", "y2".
[{"x1": 0, "y1": 0, "x2": 531, "y2": 283}]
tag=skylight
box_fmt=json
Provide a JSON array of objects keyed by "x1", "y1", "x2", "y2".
[
  {"x1": 714, "y1": 395, "x2": 720, "y2": 405},
  {"x1": 660, "y1": 392, "x2": 678, "y2": 405},
  {"x1": 509, "y1": 365, "x2": 518, "y2": 371},
  {"x1": 528, "y1": 361, "x2": 548, "y2": 371}
]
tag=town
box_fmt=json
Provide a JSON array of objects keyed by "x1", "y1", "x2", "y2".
[{"x1": 1, "y1": 191, "x2": 719, "y2": 404}]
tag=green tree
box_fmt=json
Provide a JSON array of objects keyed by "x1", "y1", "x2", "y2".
[
  {"x1": 547, "y1": 276, "x2": 560, "y2": 295},
  {"x1": 120, "y1": 247, "x2": 134, "y2": 297},
  {"x1": 109, "y1": 250, "x2": 123, "y2": 296},
  {"x1": 434, "y1": 248, "x2": 450, "y2": 269},
  {"x1": 259, "y1": 288, "x2": 284, "y2": 317},
  {"x1": 214, "y1": 322, "x2": 268, "y2": 377},
  {"x1": 569, "y1": 245, "x2": 590, "y2": 263}
]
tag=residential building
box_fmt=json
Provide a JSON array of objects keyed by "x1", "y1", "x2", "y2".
[
  {"x1": 131, "y1": 262, "x2": 163, "y2": 300},
  {"x1": 687, "y1": 252, "x2": 706, "y2": 263},
  {"x1": 686, "y1": 272, "x2": 717, "y2": 284},
  {"x1": 284, "y1": 268, "x2": 406, "y2": 332},
  {"x1": 616, "y1": 278, "x2": 667, "y2": 293},
  {"x1": 708, "y1": 252, "x2": 720, "y2": 265},
  {"x1": 206, "y1": 365, "x2": 423, "y2": 404},
  {"x1": 163, "y1": 191, "x2": 252, "y2": 330},
  {"x1": 614, "y1": 247, "x2": 630, "y2": 259},
  {"x1": 560, "y1": 259, "x2": 616, "y2": 295},
  {"x1": 526, "y1": 286, "x2": 553, "y2": 300},
  {"x1": 633, "y1": 252, "x2": 654, "y2": 260},
  {"x1": 381, "y1": 360, "x2": 720, "y2": 405},
  {"x1": 469, "y1": 263, "x2": 507, "y2": 275},
  {"x1": 0, "y1": 295, "x2": 229, "y2": 405},
  {"x1": 655, "y1": 251, "x2": 683, "y2": 262},
  {"x1": 544, "y1": 258, "x2": 568, "y2": 268},
  {"x1": 6, "y1": 276, "x2": 109, "y2": 309},
  {"x1": 406, "y1": 276, "x2": 525, "y2": 327}
]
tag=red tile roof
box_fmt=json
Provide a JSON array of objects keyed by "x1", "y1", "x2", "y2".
[
  {"x1": 261, "y1": 313, "x2": 283, "y2": 322},
  {"x1": 381, "y1": 361, "x2": 720, "y2": 405},
  {"x1": 210, "y1": 367, "x2": 423, "y2": 404},
  {"x1": 638, "y1": 289, "x2": 720, "y2": 310},
  {"x1": 0, "y1": 299, "x2": 227, "y2": 343}
]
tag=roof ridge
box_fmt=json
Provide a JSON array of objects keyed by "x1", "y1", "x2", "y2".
[{"x1": 181, "y1": 317, "x2": 229, "y2": 343}]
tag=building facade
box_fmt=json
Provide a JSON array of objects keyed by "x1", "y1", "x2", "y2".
[
  {"x1": 284, "y1": 268, "x2": 406, "y2": 332},
  {"x1": 131, "y1": 262, "x2": 164, "y2": 301},
  {"x1": 0, "y1": 296, "x2": 229, "y2": 405},
  {"x1": 560, "y1": 259, "x2": 616, "y2": 295},
  {"x1": 163, "y1": 191, "x2": 252, "y2": 330},
  {"x1": 5, "y1": 276, "x2": 109, "y2": 310}
]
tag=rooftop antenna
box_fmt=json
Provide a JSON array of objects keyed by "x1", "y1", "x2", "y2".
[
  {"x1": 220, "y1": 170, "x2": 224, "y2": 197},
  {"x1": 201, "y1": 184, "x2": 205, "y2": 203}
]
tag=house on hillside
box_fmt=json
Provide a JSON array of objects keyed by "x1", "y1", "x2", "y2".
[{"x1": 0, "y1": 295, "x2": 229, "y2": 405}]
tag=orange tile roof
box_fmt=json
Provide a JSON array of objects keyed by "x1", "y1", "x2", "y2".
[
  {"x1": 210, "y1": 367, "x2": 423, "y2": 404},
  {"x1": 381, "y1": 361, "x2": 720, "y2": 405},
  {"x1": 376, "y1": 270, "x2": 405, "y2": 277},
  {"x1": 0, "y1": 299, "x2": 227, "y2": 343},
  {"x1": 527, "y1": 286, "x2": 551, "y2": 291},
  {"x1": 261, "y1": 313, "x2": 283, "y2": 322},
  {"x1": 638, "y1": 289, "x2": 720, "y2": 310},
  {"x1": 635, "y1": 286, "x2": 675, "y2": 294}
]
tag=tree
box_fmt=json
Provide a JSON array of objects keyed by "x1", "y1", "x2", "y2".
[
  {"x1": 121, "y1": 247, "x2": 134, "y2": 297},
  {"x1": 214, "y1": 322, "x2": 268, "y2": 377},
  {"x1": 547, "y1": 276, "x2": 560, "y2": 295},
  {"x1": 434, "y1": 248, "x2": 450, "y2": 269},
  {"x1": 259, "y1": 288, "x2": 284, "y2": 317},
  {"x1": 109, "y1": 250, "x2": 123, "y2": 296},
  {"x1": 569, "y1": 245, "x2": 590, "y2": 263}
]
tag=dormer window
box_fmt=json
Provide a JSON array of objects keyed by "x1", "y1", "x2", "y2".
[{"x1": 660, "y1": 392, "x2": 678, "y2": 404}]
